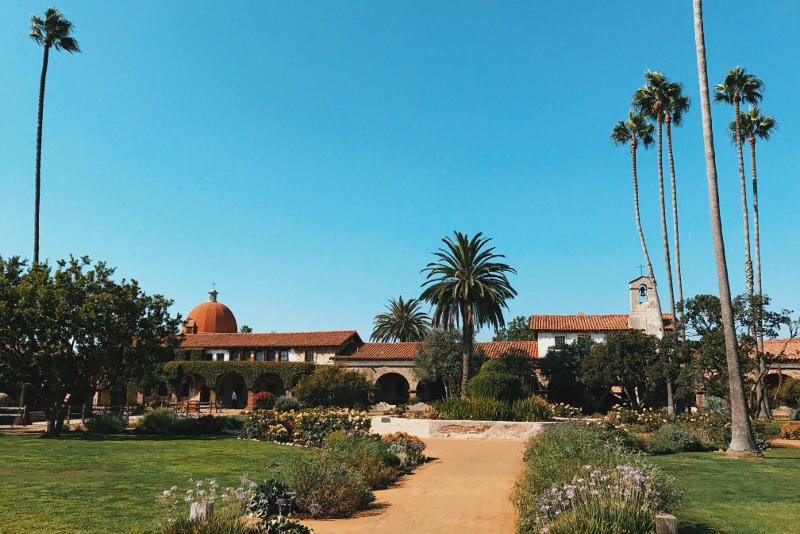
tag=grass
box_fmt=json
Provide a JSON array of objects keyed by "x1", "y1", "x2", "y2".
[
  {"x1": 0, "y1": 434, "x2": 308, "y2": 534},
  {"x1": 649, "y1": 447, "x2": 800, "y2": 534}
]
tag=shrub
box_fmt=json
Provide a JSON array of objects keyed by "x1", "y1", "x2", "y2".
[
  {"x1": 779, "y1": 421, "x2": 800, "y2": 439},
  {"x1": 552, "y1": 403, "x2": 583, "y2": 419},
  {"x1": 468, "y1": 369, "x2": 526, "y2": 403},
  {"x1": 480, "y1": 359, "x2": 508, "y2": 374},
  {"x1": 242, "y1": 478, "x2": 294, "y2": 518},
  {"x1": 648, "y1": 425, "x2": 704, "y2": 454},
  {"x1": 293, "y1": 364, "x2": 375, "y2": 408},
  {"x1": 241, "y1": 408, "x2": 371, "y2": 446},
  {"x1": 161, "y1": 512, "x2": 252, "y2": 534},
  {"x1": 433, "y1": 398, "x2": 511, "y2": 421},
  {"x1": 790, "y1": 408, "x2": 800, "y2": 421},
  {"x1": 251, "y1": 391, "x2": 276, "y2": 411},
  {"x1": 512, "y1": 396, "x2": 554, "y2": 422},
  {"x1": 603, "y1": 405, "x2": 664, "y2": 432},
  {"x1": 136, "y1": 407, "x2": 179, "y2": 434},
  {"x1": 702, "y1": 395, "x2": 731, "y2": 416},
  {"x1": 382, "y1": 433, "x2": 427, "y2": 467},
  {"x1": 678, "y1": 412, "x2": 731, "y2": 449},
  {"x1": 776, "y1": 378, "x2": 800, "y2": 404},
  {"x1": 511, "y1": 424, "x2": 681, "y2": 534},
  {"x1": 136, "y1": 409, "x2": 241, "y2": 435},
  {"x1": 274, "y1": 396, "x2": 301, "y2": 412},
  {"x1": 544, "y1": 499, "x2": 654, "y2": 534},
  {"x1": 284, "y1": 449, "x2": 374, "y2": 517},
  {"x1": 85, "y1": 412, "x2": 127, "y2": 434}
]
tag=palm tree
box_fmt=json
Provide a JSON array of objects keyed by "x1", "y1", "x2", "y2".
[
  {"x1": 714, "y1": 67, "x2": 764, "y2": 299},
  {"x1": 692, "y1": 0, "x2": 761, "y2": 457},
  {"x1": 29, "y1": 8, "x2": 80, "y2": 264},
  {"x1": 632, "y1": 72, "x2": 679, "y2": 338},
  {"x1": 420, "y1": 232, "x2": 517, "y2": 397},
  {"x1": 729, "y1": 107, "x2": 778, "y2": 418},
  {"x1": 370, "y1": 296, "x2": 431, "y2": 342},
  {"x1": 611, "y1": 112, "x2": 674, "y2": 414}
]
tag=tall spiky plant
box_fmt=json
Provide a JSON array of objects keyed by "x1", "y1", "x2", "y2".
[
  {"x1": 371, "y1": 296, "x2": 431, "y2": 342},
  {"x1": 29, "y1": 7, "x2": 80, "y2": 265},
  {"x1": 420, "y1": 232, "x2": 517, "y2": 398},
  {"x1": 693, "y1": 0, "x2": 761, "y2": 457}
]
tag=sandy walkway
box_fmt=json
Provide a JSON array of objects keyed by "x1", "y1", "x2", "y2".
[{"x1": 303, "y1": 439, "x2": 526, "y2": 534}]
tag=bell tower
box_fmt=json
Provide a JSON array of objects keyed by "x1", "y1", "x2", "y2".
[{"x1": 628, "y1": 275, "x2": 664, "y2": 338}]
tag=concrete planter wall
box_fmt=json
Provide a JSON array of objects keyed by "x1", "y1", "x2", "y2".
[{"x1": 370, "y1": 416, "x2": 561, "y2": 441}]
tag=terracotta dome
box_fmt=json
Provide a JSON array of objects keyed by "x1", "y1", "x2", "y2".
[{"x1": 186, "y1": 289, "x2": 238, "y2": 334}]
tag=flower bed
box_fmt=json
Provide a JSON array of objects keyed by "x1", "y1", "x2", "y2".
[{"x1": 241, "y1": 408, "x2": 371, "y2": 446}]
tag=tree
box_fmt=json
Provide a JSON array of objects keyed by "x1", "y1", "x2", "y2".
[
  {"x1": 292, "y1": 364, "x2": 375, "y2": 408},
  {"x1": 370, "y1": 296, "x2": 431, "y2": 342},
  {"x1": 539, "y1": 336, "x2": 604, "y2": 412},
  {"x1": 240, "y1": 325, "x2": 253, "y2": 333},
  {"x1": 420, "y1": 232, "x2": 517, "y2": 397},
  {"x1": 29, "y1": 8, "x2": 80, "y2": 265},
  {"x1": 692, "y1": 0, "x2": 761, "y2": 457},
  {"x1": 714, "y1": 66, "x2": 764, "y2": 299},
  {"x1": 0, "y1": 256, "x2": 182, "y2": 437},
  {"x1": 412, "y1": 328, "x2": 486, "y2": 399},
  {"x1": 582, "y1": 329, "x2": 660, "y2": 409},
  {"x1": 492, "y1": 315, "x2": 533, "y2": 342}
]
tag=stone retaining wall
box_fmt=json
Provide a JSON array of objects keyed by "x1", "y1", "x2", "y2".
[{"x1": 370, "y1": 416, "x2": 560, "y2": 441}]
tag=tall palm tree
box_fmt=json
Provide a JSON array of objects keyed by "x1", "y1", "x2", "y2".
[
  {"x1": 714, "y1": 67, "x2": 764, "y2": 300},
  {"x1": 371, "y1": 296, "x2": 431, "y2": 342},
  {"x1": 611, "y1": 112, "x2": 673, "y2": 414},
  {"x1": 29, "y1": 8, "x2": 80, "y2": 264},
  {"x1": 420, "y1": 232, "x2": 517, "y2": 397},
  {"x1": 729, "y1": 107, "x2": 778, "y2": 418},
  {"x1": 692, "y1": 0, "x2": 761, "y2": 457},
  {"x1": 632, "y1": 72, "x2": 678, "y2": 338}
]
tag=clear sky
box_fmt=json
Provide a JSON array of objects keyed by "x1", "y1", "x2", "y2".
[{"x1": 1, "y1": 1, "x2": 798, "y2": 341}]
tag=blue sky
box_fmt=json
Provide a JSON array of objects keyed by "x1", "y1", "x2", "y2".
[{"x1": 1, "y1": 1, "x2": 798, "y2": 341}]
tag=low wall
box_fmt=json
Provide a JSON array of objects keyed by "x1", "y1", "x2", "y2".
[{"x1": 370, "y1": 416, "x2": 560, "y2": 441}]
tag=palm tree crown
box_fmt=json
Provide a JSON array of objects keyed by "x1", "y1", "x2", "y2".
[
  {"x1": 420, "y1": 232, "x2": 517, "y2": 333},
  {"x1": 729, "y1": 106, "x2": 777, "y2": 144},
  {"x1": 714, "y1": 66, "x2": 763, "y2": 106},
  {"x1": 611, "y1": 111, "x2": 655, "y2": 148},
  {"x1": 632, "y1": 71, "x2": 691, "y2": 124},
  {"x1": 370, "y1": 296, "x2": 431, "y2": 342},
  {"x1": 30, "y1": 8, "x2": 80, "y2": 52}
]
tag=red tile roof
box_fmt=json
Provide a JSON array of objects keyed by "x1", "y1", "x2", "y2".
[
  {"x1": 529, "y1": 314, "x2": 672, "y2": 332},
  {"x1": 180, "y1": 330, "x2": 361, "y2": 349},
  {"x1": 333, "y1": 340, "x2": 539, "y2": 362},
  {"x1": 763, "y1": 338, "x2": 800, "y2": 361}
]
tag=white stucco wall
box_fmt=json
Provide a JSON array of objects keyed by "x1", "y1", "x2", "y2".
[{"x1": 537, "y1": 332, "x2": 607, "y2": 357}]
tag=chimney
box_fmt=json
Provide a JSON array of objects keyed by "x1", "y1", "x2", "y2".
[{"x1": 578, "y1": 311, "x2": 585, "y2": 316}]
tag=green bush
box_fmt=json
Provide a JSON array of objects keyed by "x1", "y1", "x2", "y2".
[
  {"x1": 468, "y1": 369, "x2": 525, "y2": 403},
  {"x1": 293, "y1": 365, "x2": 376, "y2": 408},
  {"x1": 545, "y1": 502, "x2": 655, "y2": 534},
  {"x1": 433, "y1": 398, "x2": 512, "y2": 421},
  {"x1": 161, "y1": 511, "x2": 252, "y2": 534},
  {"x1": 135, "y1": 408, "x2": 242, "y2": 435},
  {"x1": 791, "y1": 408, "x2": 800, "y2": 421},
  {"x1": 648, "y1": 425, "x2": 704, "y2": 454},
  {"x1": 85, "y1": 412, "x2": 127, "y2": 434},
  {"x1": 511, "y1": 424, "x2": 681, "y2": 534},
  {"x1": 284, "y1": 449, "x2": 374, "y2": 517},
  {"x1": 701, "y1": 395, "x2": 731, "y2": 416},
  {"x1": 678, "y1": 412, "x2": 731, "y2": 449},
  {"x1": 777, "y1": 378, "x2": 800, "y2": 404},
  {"x1": 323, "y1": 432, "x2": 397, "y2": 489},
  {"x1": 480, "y1": 359, "x2": 508, "y2": 374},
  {"x1": 274, "y1": 396, "x2": 301, "y2": 412},
  {"x1": 242, "y1": 478, "x2": 294, "y2": 519},
  {"x1": 512, "y1": 396, "x2": 554, "y2": 422}
]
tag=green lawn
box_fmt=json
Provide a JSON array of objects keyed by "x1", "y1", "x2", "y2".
[
  {"x1": 0, "y1": 434, "x2": 308, "y2": 534},
  {"x1": 650, "y1": 447, "x2": 800, "y2": 534}
]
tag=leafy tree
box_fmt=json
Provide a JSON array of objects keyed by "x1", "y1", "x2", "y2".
[
  {"x1": 582, "y1": 329, "x2": 659, "y2": 409},
  {"x1": 420, "y1": 232, "x2": 517, "y2": 397},
  {"x1": 0, "y1": 256, "x2": 182, "y2": 437},
  {"x1": 496, "y1": 348, "x2": 538, "y2": 389},
  {"x1": 292, "y1": 364, "x2": 375, "y2": 408},
  {"x1": 29, "y1": 8, "x2": 80, "y2": 264},
  {"x1": 412, "y1": 329, "x2": 486, "y2": 398},
  {"x1": 240, "y1": 325, "x2": 253, "y2": 333},
  {"x1": 370, "y1": 296, "x2": 430, "y2": 342},
  {"x1": 539, "y1": 336, "x2": 606, "y2": 412},
  {"x1": 692, "y1": 2, "x2": 761, "y2": 457},
  {"x1": 493, "y1": 315, "x2": 533, "y2": 342}
]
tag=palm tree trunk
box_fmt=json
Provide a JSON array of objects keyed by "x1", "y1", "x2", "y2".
[
  {"x1": 656, "y1": 118, "x2": 678, "y2": 337},
  {"x1": 735, "y1": 99, "x2": 755, "y2": 297},
  {"x1": 665, "y1": 114, "x2": 684, "y2": 333},
  {"x1": 750, "y1": 137, "x2": 769, "y2": 419},
  {"x1": 692, "y1": 0, "x2": 761, "y2": 457},
  {"x1": 34, "y1": 44, "x2": 51, "y2": 265},
  {"x1": 461, "y1": 317, "x2": 472, "y2": 399}
]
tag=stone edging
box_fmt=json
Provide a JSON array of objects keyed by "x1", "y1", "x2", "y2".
[{"x1": 370, "y1": 416, "x2": 562, "y2": 441}]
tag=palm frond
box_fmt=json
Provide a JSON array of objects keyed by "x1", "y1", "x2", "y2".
[
  {"x1": 371, "y1": 296, "x2": 431, "y2": 342},
  {"x1": 29, "y1": 8, "x2": 80, "y2": 53},
  {"x1": 714, "y1": 66, "x2": 764, "y2": 106}
]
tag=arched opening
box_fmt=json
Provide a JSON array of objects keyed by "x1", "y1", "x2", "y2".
[
  {"x1": 253, "y1": 373, "x2": 285, "y2": 396},
  {"x1": 639, "y1": 285, "x2": 648, "y2": 304},
  {"x1": 199, "y1": 385, "x2": 211, "y2": 402},
  {"x1": 416, "y1": 379, "x2": 446, "y2": 402},
  {"x1": 375, "y1": 373, "x2": 410, "y2": 404},
  {"x1": 178, "y1": 373, "x2": 207, "y2": 402},
  {"x1": 217, "y1": 373, "x2": 247, "y2": 409}
]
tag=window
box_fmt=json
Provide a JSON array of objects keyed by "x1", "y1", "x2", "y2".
[
  {"x1": 280, "y1": 350, "x2": 289, "y2": 362},
  {"x1": 555, "y1": 335, "x2": 566, "y2": 348},
  {"x1": 255, "y1": 351, "x2": 263, "y2": 361},
  {"x1": 267, "y1": 350, "x2": 276, "y2": 362},
  {"x1": 305, "y1": 350, "x2": 315, "y2": 362}
]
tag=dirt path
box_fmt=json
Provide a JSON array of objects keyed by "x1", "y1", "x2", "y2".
[{"x1": 303, "y1": 439, "x2": 526, "y2": 534}]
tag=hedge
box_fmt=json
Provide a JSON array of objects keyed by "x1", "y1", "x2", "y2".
[{"x1": 163, "y1": 361, "x2": 316, "y2": 390}]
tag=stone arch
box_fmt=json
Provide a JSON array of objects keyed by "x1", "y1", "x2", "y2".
[
  {"x1": 217, "y1": 372, "x2": 247, "y2": 409},
  {"x1": 177, "y1": 373, "x2": 207, "y2": 402},
  {"x1": 415, "y1": 379, "x2": 446, "y2": 402},
  {"x1": 375, "y1": 373, "x2": 411, "y2": 404},
  {"x1": 253, "y1": 373, "x2": 286, "y2": 396}
]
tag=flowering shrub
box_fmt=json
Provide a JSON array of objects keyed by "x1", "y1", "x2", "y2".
[
  {"x1": 779, "y1": 421, "x2": 800, "y2": 439},
  {"x1": 602, "y1": 405, "x2": 664, "y2": 432},
  {"x1": 241, "y1": 408, "x2": 370, "y2": 446},
  {"x1": 677, "y1": 412, "x2": 731, "y2": 449},
  {"x1": 647, "y1": 425, "x2": 703, "y2": 454},
  {"x1": 274, "y1": 396, "x2": 301, "y2": 412},
  {"x1": 550, "y1": 403, "x2": 582, "y2": 419},
  {"x1": 526, "y1": 465, "x2": 669, "y2": 534},
  {"x1": 382, "y1": 432, "x2": 427, "y2": 467},
  {"x1": 513, "y1": 396, "x2": 555, "y2": 422},
  {"x1": 251, "y1": 392, "x2": 276, "y2": 411}
]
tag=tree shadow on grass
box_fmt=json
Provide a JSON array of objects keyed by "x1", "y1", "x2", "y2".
[
  {"x1": 680, "y1": 521, "x2": 726, "y2": 534},
  {"x1": 62, "y1": 433, "x2": 238, "y2": 442}
]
